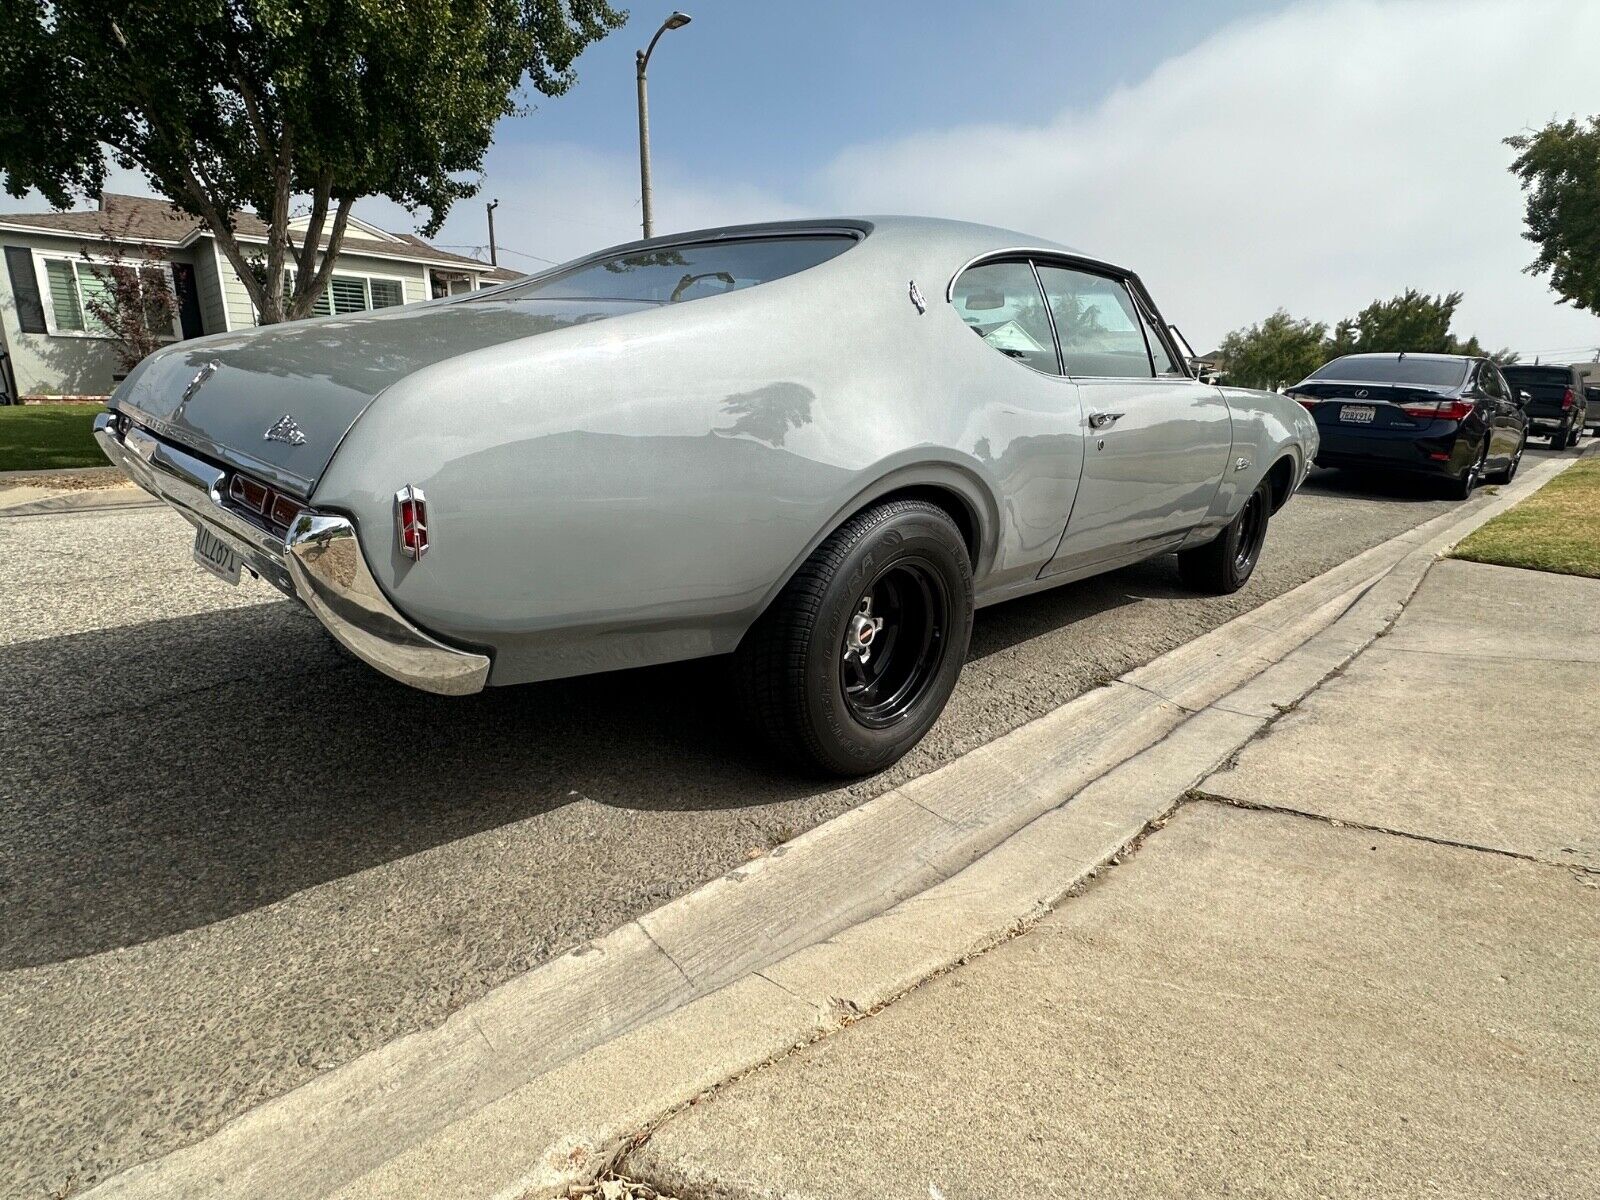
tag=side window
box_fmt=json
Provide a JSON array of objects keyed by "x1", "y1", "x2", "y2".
[
  {"x1": 1479, "y1": 364, "x2": 1504, "y2": 399},
  {"x1": 950, "y1": 260, "x2": 1060, "y2": 376},
  {"x1": 1034, "y1": 265, "x2": 1153, "y2": 378},
  {"x1": 1134, "y1": 299, "x2": 1180, "y2": 375}
]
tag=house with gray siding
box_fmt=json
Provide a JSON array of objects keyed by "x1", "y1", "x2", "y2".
[{"x1": 0, "y1": 193, "x2": 520, "y2": 402}]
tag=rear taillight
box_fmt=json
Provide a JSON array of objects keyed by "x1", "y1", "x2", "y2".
[
  {"x1": 396, "y1": 485, "x2": 429, "y2": 560},
  {"x1": 229, "y1": 474, "x2": 270, "y2": 514},
  {"x1": 1561, "y1": 386, "x2": 1576, "y2": 411},
  {"x1": 1401, "y1": 399, "x2": 1475, "y2": 422},
  {"x1": 1287, "y1": 392, "x2": 1318, "y2": 411}
]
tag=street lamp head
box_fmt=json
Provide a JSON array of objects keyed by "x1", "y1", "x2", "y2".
[{"x1": 665, "y1": 11, "x2": 691, "y2": 29}]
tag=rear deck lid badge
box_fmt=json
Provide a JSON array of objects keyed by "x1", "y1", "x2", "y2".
[
  {"x1": 264, "y1": 414, "x2": 307, "y2": 446},
  {"x1": 908, "y1": 280, "x2": 927, "y2": 314}
]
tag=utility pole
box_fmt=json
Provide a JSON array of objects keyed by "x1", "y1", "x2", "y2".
[
  {"x1": 636, "y1": 12, "x2": 692, "y2": 239},
  {"x1": 486, "y1": 199, "x2": 500, "y2": 267}
]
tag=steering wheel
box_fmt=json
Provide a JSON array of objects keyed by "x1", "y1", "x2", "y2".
[{"x1": 669, "y1": 270, "x2": 737, "y2": 303}]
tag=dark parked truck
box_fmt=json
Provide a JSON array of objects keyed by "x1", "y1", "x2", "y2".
[{"x1": 1501, "y1": 364, "x2": 1589, "y2": 448}]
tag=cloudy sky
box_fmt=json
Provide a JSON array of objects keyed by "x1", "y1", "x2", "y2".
[{"x1": 8, "y1": 0, "x2": 1599, "y2": 358}]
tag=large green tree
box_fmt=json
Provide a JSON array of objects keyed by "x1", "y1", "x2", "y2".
[
  {"x1": 1216, "y1": 309, "x2": 1330, "y2": 390},
  {"x1": 1506, "y1": 117, "x2": 1600, "y2": 316},
  {"x1": 0, "y1": 1, "x2": 625, "y2": 322}
]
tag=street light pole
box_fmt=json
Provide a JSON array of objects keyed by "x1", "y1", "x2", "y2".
[
  {"x1": 485, "y1": 198, "x2": 500, "y2": 266},
  {"x1": 636, "y1": 11, "x2": 691, "y2": 240}
]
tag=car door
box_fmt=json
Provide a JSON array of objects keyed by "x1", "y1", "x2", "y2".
[
  {"x1": 947, "y1": 258, "x2": 1087, "y2": 587},
  {"x1": 1034, "y1": 262, "x2": 1232, "y2": 580}
]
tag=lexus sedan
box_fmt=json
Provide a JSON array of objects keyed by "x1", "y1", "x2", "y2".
[
  {"x1": 1289, "y1": 352, "x2": 1528, "y2": 498},
  {"x1": 96, "y1": 217, "x2": 1316, "y2": 775}
]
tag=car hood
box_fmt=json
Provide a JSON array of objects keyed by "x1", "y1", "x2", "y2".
[{"x1": 111, "y1": 295, "x2": 653, "y2": 498}]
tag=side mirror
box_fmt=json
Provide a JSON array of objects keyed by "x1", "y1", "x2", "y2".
[{"x1": 1518, "y1": 390, "x2": 1532, "y2": 407}]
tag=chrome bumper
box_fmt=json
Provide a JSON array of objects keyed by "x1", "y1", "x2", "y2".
[{"x1": 94, "y1": 412, "x2": 490, "y2": 696}]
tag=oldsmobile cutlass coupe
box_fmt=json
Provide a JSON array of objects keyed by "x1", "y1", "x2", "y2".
[{"x1": 97, "y1": 217, "x2": 1317, "y2": 774}]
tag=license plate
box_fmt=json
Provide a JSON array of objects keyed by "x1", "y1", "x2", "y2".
[
  {"x1": 193, "y1": 525, "x2": 241, "y2": 585},
  {"x1": 1340, "y1": 404, "x2": 1376, "y2": 425}
]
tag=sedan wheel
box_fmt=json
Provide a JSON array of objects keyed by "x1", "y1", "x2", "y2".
[
  {"x1": 1177, "y1": 477, "x2": 1272, "y2": 594},
  {"x1": 735, "y1": 499, "x2": 974, "y2": 776},
  {"x1": 1488, "y1": 435, "x2": 1525, "y2": 485},
  {"x1": 1445, "y1": 444, "x2": 1487, "y2": 500}
]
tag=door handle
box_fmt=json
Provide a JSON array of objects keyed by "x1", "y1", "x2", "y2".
[{"x1": 1088, "y1": 411, "x2": 1124, "y2": 429}]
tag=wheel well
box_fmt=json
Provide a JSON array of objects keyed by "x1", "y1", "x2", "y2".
[
  {"x1": 1265, "y1": 454, "x2": 1297, "y2": 514},
  {"x1": 870, "y1": 484, "x2": 980, "y2": 566}
]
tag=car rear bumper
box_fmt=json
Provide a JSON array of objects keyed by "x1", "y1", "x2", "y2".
[
  {"x1": 94, "y1": 411, "x2": 491, "y2": 696},
  {"x1": 1313, "y1": 423, "x2": 1469, "y2": 476}
]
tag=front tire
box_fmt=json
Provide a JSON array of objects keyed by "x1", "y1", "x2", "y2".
[
  {"x1": 1177, "y1": 477, "x2": 1271, "y2": 595},
  {"x1": 734, "y1": 499, "x2": 974, "y2": 776}
]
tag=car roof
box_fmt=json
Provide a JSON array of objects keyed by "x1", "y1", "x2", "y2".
[{"x1": 1331, "y1": 351, "x2": 1479, "y2": 363}]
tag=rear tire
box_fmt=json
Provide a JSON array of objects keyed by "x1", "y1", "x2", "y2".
[
  {"x1": 1567, "y1": 422, "x2": 1583, "y2": 448},
  {"x1": 1177, "y1": 478, "x2": 1272, "y2": 595},
  {"x1": 734, "y1": 499, "x2": 974, "y2": 777},
  {"x1": 1487, "y1": 434, "x2": 1525, "y2": 484},
  {"x1": 1445, "y1": 443, "x2": 1487, "y2": 500}
]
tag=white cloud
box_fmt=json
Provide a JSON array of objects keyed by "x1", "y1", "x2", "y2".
[{"x1": 817, "y1": 0, "x2": 1600, "y2": 359}]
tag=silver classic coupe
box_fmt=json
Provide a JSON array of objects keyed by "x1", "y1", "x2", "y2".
[{"x1": 97, "y1": 217, "x2": 1317, "y2": 774}]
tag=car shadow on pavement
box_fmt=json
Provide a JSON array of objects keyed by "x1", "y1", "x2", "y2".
[
  {"x1": 0, "y1": 563, "x2": 1171, "y2": 971},
  {"x1": 0, "y1": 601, "x2": 822, "y2": 970}
]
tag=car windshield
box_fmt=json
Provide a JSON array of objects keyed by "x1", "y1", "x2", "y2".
[
  {"x1": 1308, "y1": 356, "x2": 1469, "y2": 387},
  {"x1": 488, "y1": 234, "x2": 857, "y2": 305}
]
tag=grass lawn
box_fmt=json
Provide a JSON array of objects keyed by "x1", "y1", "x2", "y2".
[
  {"x1": 1452, "y1": 456, "x2": 1600, "y2": 579},
  {"x1": 0, "y1": 403, "x2": 110, "y2": 472}
]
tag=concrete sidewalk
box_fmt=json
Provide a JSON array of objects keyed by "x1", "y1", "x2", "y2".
[{"x1": 627, "y1": 559, "x2": 1600, "y2": 1198}]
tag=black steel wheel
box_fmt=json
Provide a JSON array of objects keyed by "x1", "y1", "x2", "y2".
[
  {"x1": 735, "y1": 499, "x2": 974, "y2": 776},
  {"x1": 1178, "y1": 477, "x2": 1272, "y2": 595}
]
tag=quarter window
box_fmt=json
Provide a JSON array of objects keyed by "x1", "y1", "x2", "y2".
[
  {"x1": 1034, "y1": 265, "x2": 1154, "y2": 379},
  {"x1": 950, "y1": 260, "x2": 1060, "y2": 376}
]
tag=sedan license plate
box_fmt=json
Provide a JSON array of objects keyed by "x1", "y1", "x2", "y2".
[
  {"x1": 193, "y1": 525, "x2": 241, "y2": 585},
  {"x1": 1340, "y1": 404, "x2": 1377, "y2": 425}
]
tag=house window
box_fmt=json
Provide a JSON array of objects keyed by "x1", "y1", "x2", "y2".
[
  {"x1": 42, "y1": 257, "x2": 177, "y2": 338},
  {"x1": 285, "y1": 269, "x2": 406, "y2": 317}
]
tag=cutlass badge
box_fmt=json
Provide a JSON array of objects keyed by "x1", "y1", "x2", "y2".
[
  {"x1": 264, "y1": 414, "x2": 307, "y2": 446},
  {"x1": 908, "y1": 280, "x2": 927, "y2": 314}
]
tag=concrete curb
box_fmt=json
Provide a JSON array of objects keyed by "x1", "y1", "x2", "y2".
[
  {"x1": 0, "y1": 487, "x2": 157, "y2": 517},
  {"x1": 85, "y1": 452, "x2": 1585, "y2": 1200}
]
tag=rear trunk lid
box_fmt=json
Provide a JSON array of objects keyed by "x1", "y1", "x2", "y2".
[
  {"x1": 111, "y1": 294, "x2": 652, "y2": 498},
  {"x1": 1290, "y1": 381, "x2": 1460, "y2": 430}
]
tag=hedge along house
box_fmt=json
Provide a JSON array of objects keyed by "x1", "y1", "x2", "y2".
[{"x1": 0, "y1": 193, "x2": 521, "y2": 403}]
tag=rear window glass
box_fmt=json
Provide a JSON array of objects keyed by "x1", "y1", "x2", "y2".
[
  {"x1": 1502, "y1": 366, "x2": 1571, "y2": 387},
  {"x1": 1308, "y1": 356, "x2": 1469, "y2": 387},
  {"x1": 490, "y1": 235, "x2": 856, "y2": 305}
]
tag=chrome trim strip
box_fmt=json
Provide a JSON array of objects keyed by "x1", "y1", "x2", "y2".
[
  {"x1": 96, "y1": 413, "x2": 491, "y2": 696},
  {"x1": 285, "y1": 514, "x2": 490, "y2": 696}
]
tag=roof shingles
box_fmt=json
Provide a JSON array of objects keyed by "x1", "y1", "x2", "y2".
[{"x1": 0, "y1": 192, "x2": 494, "y2": 271}]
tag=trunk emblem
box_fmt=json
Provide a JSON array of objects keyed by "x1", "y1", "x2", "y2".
[
  {"x1": 1354, "y1": 389, "x2": 1369, "y2": 398},
  {"x1": 176, "y1": 360, "x2": 219, "y2": 415},
  {"x1": 264, "y1": 414, "x2": 307, "y2": 446}
]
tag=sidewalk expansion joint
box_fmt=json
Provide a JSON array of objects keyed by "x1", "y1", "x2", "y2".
[
  {"x1": 1187, "y1": 790, "x2": 1600, "y2": 876},
  {"x1": 1119, "y1": 678, "x2": 1197, "y2": 714}
]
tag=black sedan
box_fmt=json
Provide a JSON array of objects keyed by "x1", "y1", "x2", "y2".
[{"x1": 1287, "y1": 353, "x2": 1528, "y2": 499}]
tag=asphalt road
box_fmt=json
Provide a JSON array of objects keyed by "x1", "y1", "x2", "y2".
[{"x1": 0, "y1": 453, "x2": 1566, "y2": 1197}]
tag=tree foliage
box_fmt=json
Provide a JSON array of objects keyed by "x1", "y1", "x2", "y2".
[
  {"x1": 1217, "y1": 310, "x2": 1329, "y2": 391},
  {"x1": 1506, "y1": 117, "x2": 1600, "y2": 316},
  {"x1": 78, "y1": 214, "x2": 179, "y2": 373},
  {"x1": 1216, "y1": 289, "x2": 1516, "y2": 389},
  {"x1": 0, "y1": 1, "x2": 626, "y2": 323}
]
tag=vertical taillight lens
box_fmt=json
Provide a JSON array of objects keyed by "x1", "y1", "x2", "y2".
[
  {"x1": 395, "y1": 485, "x2": 429, "y2": 560},
  {"x1": 1561, "y1": 386, "x2": 1576, "y2": 411}
]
